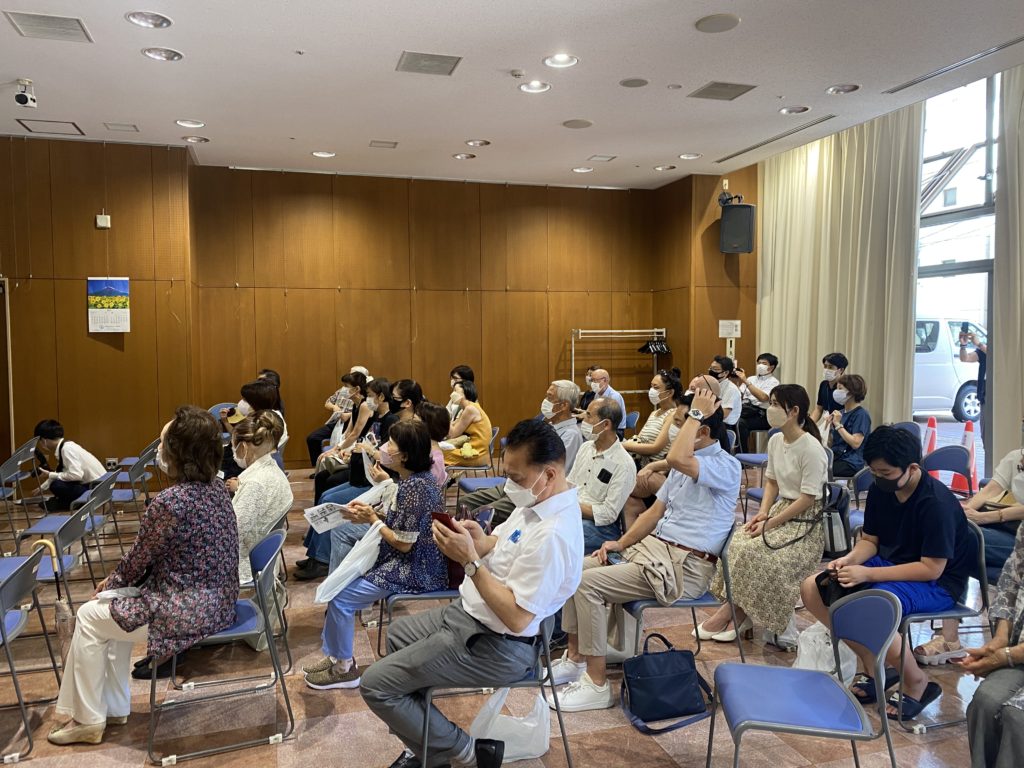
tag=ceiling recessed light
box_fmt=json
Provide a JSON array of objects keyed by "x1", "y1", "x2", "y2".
[
  {"x1": 519, "y1": 80, "x2": 551, "y2": 94},
  {"x1": 667, "y1": 83, "x2": 683, "y2": 90},
  {"x1": 126, "y1": 11, "x2": 172, "y2": 28},
  {"x1": 779, "y1": 105, "x2": 810, "y2": 115},
  {"x1": 142, "y1": 47, "x2": 182, "y2": 61},
  {"x1": 619, "y1": 78, "x2": 649, "y2": 88},
  {"x1": 572, "y1": 167, "x2": 594, "y2": 173},
  {"x1": 678, "y1": 153, "x2": 703, "y2": 160},
  {"x1": 562, "y1": 119, "x2": 593, "y2": 129},
  {"x1": 544, "y1": 53, "x2": 578, "y2": 68},
  {"x1": 176, "y1": 119, "x2": 205, "y2": 129},
  {"x1": 695, "y1": 13, "x2": 741, "y2": 33},
  {"x1": 452, "y1": 153, "x2": 476, "y2": 160},
  {"x1": 182, "y1": 136, "x2": 209, "y2": 144},
  {"x1": 654, "y1": 165, "x2": 676, "y2": 171},
  {"x1": 311, "y1": 150, "x2": 335, "y2": 158},
  {"x1": 465, "y1": 139, "x2": 491, "y2": 147},
  {"x1": 825, "y1": 83, "x2": 861, "y2": 95}
]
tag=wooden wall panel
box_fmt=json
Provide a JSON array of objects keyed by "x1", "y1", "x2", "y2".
[
  {"x1": 620, "y1": 190, "x2": 656, "y2": 293},
  {"x1": 154, "y1": 279, "x2": 191, "y2": 422},
  {"x1": 547, "y1": 188, "x2": 592, "y2": 291},
  {"x1": 480, "y1": 184, "x2": 549, "y2": 291},
  {"x1": 9, "y1": 279, "x2": 58, "y2": 443},
  {"x1": 0, "y1": 138, "x2": 54, "y2": 279},
  {"x1": 610, "y1": 291, "x2": 656, "y2": 413},
  {"x1": 191, "y1": 166, "x2": 254, "y2": 287},
  {"x1": 49, "y1": 141, "x2": 107, "y2": 279},
  {"x1": 254, "y1": 288, "x2": 336, "y2": 463},
  {"x1": 653, "y1": 177, "x2": 693, "y2": 290},
  {"x1": 410, "y1": 181, "x2": 481, "y2": 291},
  {"x1": 547, "y1": 291, "x2": 613, "y2": 383},
  {"x1": 691, "y1": 284, "x2": 759, "y2": 373},
  {"x1": 335, "y1": 289, "x2": 413, "y2": 384},
  {"x1": 334, "y1": 175, "x2": 411, "y2": 290},
  {"x1": 152, "y1": 148, "x2": 190, "y2": 281},
  {"x1": 586, "y1": 190, "x2": 626, "y2": 293},
  {"x1": 410, "y1": 289, "x2": 482, "y2": 403},
  {"x1": 652, "y1": 287, "x2": 692, "y2": 379},
  {"x1": 106, "y1": 144, "x2": 157, "y2": 280},
  {"x1": 252, "y1": 172, "x2": 334, "y2": 288},
  {"x1": 196, "y1": 287, "x2": 257, "y2": 406},
  {"x1": 480, "y1": 291, "x2": 549, "y2": 432},
  {"x1": 52, "y1": 279, "x2": 160, "y2": 462}
]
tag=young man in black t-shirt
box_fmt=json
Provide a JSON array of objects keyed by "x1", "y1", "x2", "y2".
[
  {"x1": 801, "y1": 426, "x2": 974, "y2": 720},
  {"x1": 809, "y1": 351, "x2": 849, "y2": 425}
]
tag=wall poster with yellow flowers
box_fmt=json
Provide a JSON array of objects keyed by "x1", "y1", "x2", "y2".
[{"x1": 87, "y1": 277, "x2": 131, "y2": 333}]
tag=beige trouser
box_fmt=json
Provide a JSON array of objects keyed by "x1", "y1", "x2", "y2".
[
  {"x1": 561, "y1": 543, "x2": 714, "y2": 657},
  {"x1": 55, "y1": 600, "x2": 147, "y2": 726}
]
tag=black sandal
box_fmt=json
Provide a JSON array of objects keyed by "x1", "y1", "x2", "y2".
[
  {"x1": 886, "y1": 681, "x2": 941, "y2": 720},
  {"x1": 849, "y1": 668, "x2": 900, "y2": 705}
]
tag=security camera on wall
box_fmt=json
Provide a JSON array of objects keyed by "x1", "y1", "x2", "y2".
[{"x1": 15, "y1": 78, "x2": 37, "y2": 108}]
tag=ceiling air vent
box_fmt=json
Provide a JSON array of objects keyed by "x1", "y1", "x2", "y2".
[
  {"x1": 688, "y1": 81, "x2": 756, "y2": 101},
  {"x1": 369, "y1": 140, "x2": 398, "y2": 149},
  {"x1": 3, "y1": 11, "x2": 93, "y2": 42},
  {"x1": 714, "y1": 114, "x2": 837, "y2": 163},
  {"x1": 104, "y1": 122, "x2": 139, "y2": 132},
  {"x1": 884, "y1": 33, "x2": 1024, "y2": 94},
  {"x1": 16, "y1": 119, "x2": 85, "y2": 135},
  {"x1": 396, "y1": 51, "x2": 462, "y2": 76}
]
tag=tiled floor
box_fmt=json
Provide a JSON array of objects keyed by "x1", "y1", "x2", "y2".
[{"x1": 1, "y1": 473, "x2": 986, "y2": 767}]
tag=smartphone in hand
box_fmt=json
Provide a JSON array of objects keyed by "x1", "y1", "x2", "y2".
[{"x1": 431, "y1": 511, "x2": 461, "y2": 532}]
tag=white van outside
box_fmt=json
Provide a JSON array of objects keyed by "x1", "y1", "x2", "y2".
[{"x1": 913, "y1": 318, "x2": 986, "y2": 422}]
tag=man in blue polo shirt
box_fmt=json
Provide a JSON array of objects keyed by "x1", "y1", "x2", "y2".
[
  {"x1": 588, "y1": 368, "x2": 627, "y2": 435},
  {"x1": 801, "y1": 425, "x2": 973, "y2": 721}
]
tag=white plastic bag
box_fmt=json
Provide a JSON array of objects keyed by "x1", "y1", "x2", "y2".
[
  {"x1": 314, "y1": 520, "x2": 384, "y2": 604},
  {"x1": 469, "y1": 688, "x2": 550, "y2": 762},
  {"x1": 761, "y1": 613, "x2": 799, "y2": 651},
  {"x1": 794, "y1": 621, "x2": 858, "y2": 684}
]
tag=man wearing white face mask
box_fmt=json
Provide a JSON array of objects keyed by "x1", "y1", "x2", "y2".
[
  {"x1": 570, "y1": 398, "x2": 637, "y2": 554},
  {"x1": 809, "y1": 351, "x2": 849, "y2": 424},
  {"x1": 361, "y1": 418, "x2": 583, "y2": 768},
  {"x1": 736, "y1": 353, "x2": 780, "y2": 452},
  {"x1": 578, "y1": 365, "x2": 603, "y2": 414},
  {"x1": 588, "y1": 368, "x2": 627, "y2": 436}
]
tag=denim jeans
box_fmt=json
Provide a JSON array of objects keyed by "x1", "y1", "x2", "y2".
[{"x1": 582, "y1": 519, "x2": 621, "y2": 556}]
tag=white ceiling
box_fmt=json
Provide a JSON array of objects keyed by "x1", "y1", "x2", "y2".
[{"x1": 2, "y1": 0, "x2": 1024, "y2": 189}]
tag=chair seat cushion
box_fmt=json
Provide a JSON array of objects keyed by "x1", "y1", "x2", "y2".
[
  {"x1": 37, "y1": 554, "x2": 77, "y2": 580},
  {"x1": 200, "y1": 600, "x2": 261, "y2": 642},
  {"x1": 0, "y1": 557, "x2": 25, "y2": 581},
  {"x1": 111, "y1": 489, "x2": 141, "y2": 503},
  {"x1": 386, "y1": 589, "x2": 460, "y2": 608},
  {"x1": 458, "y1": 476, "x2": 504, "y2": 494},
  {"x1": 736, "y1": 453, "x2": 768, "y2": 466},
  {"x1": 624, "y1": 593, "x2": 719, "y2": 617},
  {"x1": 746, "y1": 488, "x2": 765, "y2": 501},
  {"x1": 715, "y1": 663, "x2": 866, "y2": 735},
  {"x1": 23, "y1": 515, "x2": 71, "y2": 534},
  {"x1": 1, "y1": 608, "x2": 29, "y2": 646}
]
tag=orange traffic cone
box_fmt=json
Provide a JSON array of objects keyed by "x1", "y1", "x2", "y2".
[
  {"x1": 952, "y1": 420, "x2": 978, "y2": 494},
  {"x1": 924, "y1": 416, "x2": 939, "y2": 479}
]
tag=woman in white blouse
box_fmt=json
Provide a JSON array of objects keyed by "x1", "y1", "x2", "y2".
[
  {"x1": 622, "y1": 368, "x2": 683, "y2": 468},
  {"x1": 228, "y1": 411, "x2": 294, "y2": 583}
]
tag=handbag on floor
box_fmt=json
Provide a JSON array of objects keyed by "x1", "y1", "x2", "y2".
[{"x1": 620, "y1": 633, "x2": 712, "y2": 734}]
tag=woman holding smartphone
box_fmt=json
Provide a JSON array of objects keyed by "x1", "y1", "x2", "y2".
[{"x1": 303, "y1": 419, "x2": 448, "y2": 691}]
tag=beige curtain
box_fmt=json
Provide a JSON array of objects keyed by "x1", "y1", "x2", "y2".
[
  {"x1": 993, "y1": 64, "x2": 1024, "y2": 462},
  {"x1": 758, "y1": 104, "x2": 923, "y2": 424}
]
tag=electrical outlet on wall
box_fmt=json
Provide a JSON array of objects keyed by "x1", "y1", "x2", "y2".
[{"x1": 105, "y1": 458, "x2": 118, "y2": 470}]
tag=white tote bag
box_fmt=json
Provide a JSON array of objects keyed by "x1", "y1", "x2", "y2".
[
  {"x1": 314, "y1": 520, "x2": 384, "y2": 604},
  {"x1": 793, "y1": 621, "x2": 858, "y2": 684},
  {"x1": 469, "y1": 688, "x2": 550, "y2": 761}
]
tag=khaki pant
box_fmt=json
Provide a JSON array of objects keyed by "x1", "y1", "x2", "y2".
[
  {"x1": 55, "y1": 600, "x2": 147, "y2": 726},
  {"x1": 561, "y1": 540, "x2": 714, "y2": 657}
]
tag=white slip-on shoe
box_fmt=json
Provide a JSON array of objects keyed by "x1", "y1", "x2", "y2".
[
  {"x1": 548, "y1": 651, "x2": 588, "y2": 686},
  {"x1": 548, "y1": 672, "x2": 615, "y2": 712}
]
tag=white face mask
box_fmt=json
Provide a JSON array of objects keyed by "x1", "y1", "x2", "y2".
[
  {"x1": 237, "y1": 399, "x2": 253, "y2": 416},
  {"x1": 366, "y1": 396, "x2": 377, "y2": 410},
  {"x1": 668, "y1": 423, "x2": 681, "y2": 442},
  {"x1": 590, "y1": 381, "x2": 601, "y2": 393},
  {"x1": 340, "y1": 387, "x2": 352, "y2": 398},
  {"x1": 833, "y1": 388, "x2": 850, "y2": 406},
  {"x1": 585, "y1": 375, "x2": 592, "y2": 385},
  {"x1": 156, "y1": 444, "x2": 171, "y2": 474},
  {"x1": 450, "y1": 378, "x2": 457, "y2": 390},
  {"x1": 766, "y1": 405, "x2": 788, "y2": 429},
  {"x1": 755, "y1": 364, "x2": 770, "y2": 376},
  {"x1": 822, "y1": 369, "x2": 838, "y2": 382},
  {"x1": 647, "y1": 387, "x2": 663, "y2": 406},
  {"x1": 580, "y1": 421, "x2": 603, "y2": 441},
  {"x1": 232, "y1": 444, "x2": 247, "y2": 469},
  {"x1": 540, "y1": 399, "x2": 556, "y2": 418},
  {"x1": 505, "y1": 473, "x2": 545, "y2": 509}
]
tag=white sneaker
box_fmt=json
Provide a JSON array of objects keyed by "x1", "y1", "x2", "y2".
[
  {"x1": 549, "y1": 673, "x2": 615, "y2": 712},
  {"x1": 548, "y1": 652, "x2": 587, "y2": 685}
]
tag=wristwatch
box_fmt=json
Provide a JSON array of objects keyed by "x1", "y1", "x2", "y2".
[
  {"x1": 464, "y1": 559, "x2": 483, "y2": 577},
  {"x1": 688, "y1": 409, "x2": 704, "y2": 421}
]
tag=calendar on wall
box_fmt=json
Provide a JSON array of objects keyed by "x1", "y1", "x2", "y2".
[{"x1": 87, "y1": 277, "x2": 131, "y2": 333}]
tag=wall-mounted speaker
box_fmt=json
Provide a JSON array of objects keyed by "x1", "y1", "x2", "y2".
[{"x1": 720, "y1": 203, "x2": 756, "y2": 254}]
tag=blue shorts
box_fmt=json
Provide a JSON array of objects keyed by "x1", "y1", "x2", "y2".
[{"x1": 863, "y1": 556, "x2": 956, "y2": 615}]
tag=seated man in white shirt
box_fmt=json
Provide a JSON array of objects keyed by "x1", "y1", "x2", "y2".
[
  {"x1": 572, "y1": 397, "x2": 637, "y2": 554},
  {"x1": 735, "y1": 352, "x2": 780, "y2": 452},
  {"x1": 33, "y1": 419, "x2": 106, "y2": 511},
  {"x1": 360, "y1": 419, "x2": 584, "y2": 768},
  {"x1": 552, "y1": 389, "x2": 740, "y2": 712},
  {"x1": 458, "y1": 379, "x2": 584, "y2": 527}
]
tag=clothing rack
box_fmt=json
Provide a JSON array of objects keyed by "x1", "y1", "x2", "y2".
[{"x1": 570, "y1": 328, "x2": 668, "y2": 395}]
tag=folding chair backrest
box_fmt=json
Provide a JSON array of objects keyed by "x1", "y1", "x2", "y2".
[
  {"x1": 965, "y1": 519, "x2": 990, "y2": 608},
  {"x1": 270, "y1": 511, "x2": 290, "y2": 532},
  {"x1": 89, "y1": 471, "x2": 119, "y2": 506},
  {"x1": 487, "y1": 427, "x2": 499, "y2": 458},
  {"x1": 55, "y1": 497, "x2": 104, "y2": 554},
  {"x1": 892, "y1": 421, "x2": 922, "y2": 443},
  {"x1": 0, "y1": 546, "x2": 45, "y2": 614},
  {"x1": 208, "y1": 402, "x2": 236, "y2": 416},
  {"x1": 920, "y1": 445, "x2": 971, "y2": 488},
  {"x1": 1, "y1": 439, "x2": 38, "y2": 480},
  {"x1": 853, "y1": 467, "x2": 874, "y2": 495},
  {"x1": 250, "y1": 529, "x2": 286, "y2": 600},
  {"x1": 830, "y1": 589, "x2": 902, "y2": 658},
  {"x1": 128, "y1": 445, "x2": 157, "y2": 483}
]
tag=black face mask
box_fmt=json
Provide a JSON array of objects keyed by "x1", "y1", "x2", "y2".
[
  {"x1": 389, "y1": 397, "x2": 404, "y2": 414},
  {"x1": 873, "y1": 468, "x2": 909, "y2": 493},
  {"x1": 708, "y1": 368, "x2": 720, "y2": 378}
]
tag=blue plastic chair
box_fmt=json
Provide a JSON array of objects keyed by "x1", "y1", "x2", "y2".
[
  {"x1": 15, "y1": 494, "x2": 109, "y2": 593},
  {"x1": 209, "y1": 402, "x2": 238, "y2": 446},
  {"x1": 2, "y1": 439, "x2": 46, "y2": 526},
  {"x1": 625, "y1": 411, "x2": 640, "y2": 431},
  {"x1": 624, "y1": 524, "x2": 745, "y2": 662},
  {"x1": 0, "y1": 546, "x2": 62, "y2": 763},
  {"x1": 445, "y1": 427, "x2": 500, "y2": 491},
  {"x1": 375, "y1": 589, "x2": 461, "y2": 657},
  {"x1": 147, "y1": 529, "x2": 295, "y2": 765},
  {"x1": 455, "y1": 475, "x2": 504, "y2": 508},
  {"x1": 920, "y1": 445, "x2": 974, "y2": 496},
  {"x1": 706, "y1": 590, "x2": 902, "y2": 768},
  {"x1": 734, "y1": 427, "x2": 780, "y2": 483},
  {"x1": 892, "y1": 421, "x2": 922, "y2": 443}
]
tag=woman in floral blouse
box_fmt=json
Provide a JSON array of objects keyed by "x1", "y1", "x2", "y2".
[
  {"x1": 965, "y1": 522, "x2": 1024, "y2": 767},
  {"x1": 48, "y1": 406, "x2": 239, "y2": 746},
  {"x1": 304, "y1": 419, "x2": 447, "y2": 690}
]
